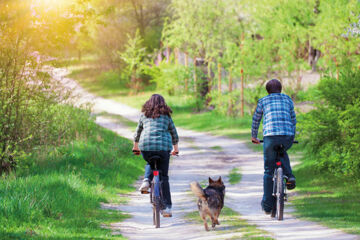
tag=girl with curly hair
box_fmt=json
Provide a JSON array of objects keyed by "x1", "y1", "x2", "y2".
[{"x1": 133, "y1": 94, "x2": 179, "y2": 217}]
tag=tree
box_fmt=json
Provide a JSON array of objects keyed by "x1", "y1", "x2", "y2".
[
  {"x1": 0, "y1": 0, "x2": 92, "y2": 174},
  {"x1": 119, "y1": 30, "x2": 147, "y2": 92},
  {"x1": 162, "y1": 0, "x2": 243, "y2": 99}
]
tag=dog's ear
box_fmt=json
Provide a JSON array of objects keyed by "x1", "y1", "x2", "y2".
[
  {"x1": 217, "y1": 176, "x2": 223, "y2": 183},
  {"x1": 209, "y1": 177, "x2": 214, "y2": 184}
]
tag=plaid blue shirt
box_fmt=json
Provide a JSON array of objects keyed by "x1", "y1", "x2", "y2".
[
  {"x1": 251, "y1": 93, "x2": 296, "y2": 138},
  {"x1": 134, "y1": 114, "x2": 179, "y2": 151}
]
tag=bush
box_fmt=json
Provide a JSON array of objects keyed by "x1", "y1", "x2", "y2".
[
  {"x1": 144, "y1": 62, "x2": 192, "y2": 95},
  {"x1": 300, "y1": 67, "x2": 360, "y2": 177}
]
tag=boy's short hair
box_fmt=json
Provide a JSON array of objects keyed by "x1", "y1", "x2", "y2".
[{"x1": 266, "y1": 79, "x2": 282, "y2": 94}]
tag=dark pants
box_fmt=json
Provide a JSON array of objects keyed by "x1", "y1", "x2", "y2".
[
  {"x1": 262, "y1": 135, "x2": 295, "y2": 212},
  {"x1": 142, "y1": 151, "x2": 172, "y2": 208}
]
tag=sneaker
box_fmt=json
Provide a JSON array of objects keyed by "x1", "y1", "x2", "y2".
[
  {"x1": 139, "y1": 179, "x2": 150, "y2": 194},
  {"x1": 264, "y1": 210, "x2": 271, "y2": 215},
  {"x1": 286, "y1": 177, "x2": 296, "y2": 190},
  {"x1": 162, "y1": 207, "x2": 172, "y2": 217},
  {"x1": 261, "y1": 203, "x2": 272, "y2": 215}
]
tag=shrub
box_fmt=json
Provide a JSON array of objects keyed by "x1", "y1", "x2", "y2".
[
  {"x1": 144, "y1": 62, "x2": 192, "y2": 95},
  {"x1": 300, "y1": 67, "x2": 360, "y2": 177}
]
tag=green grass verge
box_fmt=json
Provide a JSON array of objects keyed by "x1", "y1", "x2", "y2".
[
  {"x1": 228, "y1": 168, "x2": 242, "y2": 185},
  {"x1": 292, "y1": 159, "x2": 360, "y2": 235},
  {"x1": 0, "y1": 123, "x2": 145, "y2": 239},
  {"x1": 186, "y1": 207, "x2": 273, "y2": 239}
]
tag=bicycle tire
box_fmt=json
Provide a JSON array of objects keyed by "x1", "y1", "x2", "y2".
[
  {"x1": 151, "y1": 182, "x2": 155, "y2": 225},
  {"x1": 154, "y1": 197, "x2": 161, "y2": 228},
  {"x1": 271, "y1": 201, "x2": 276, "y2": 218},
  {"x1": 153, "y1": 175, "x2": 161, "y2": 228},
  {"x1": 276, "y1": 167, "x2": 284, "y2": 220}
]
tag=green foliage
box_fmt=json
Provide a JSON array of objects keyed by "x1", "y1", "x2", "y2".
[
  {"x1": 163, "y1": 0, "x2": 241, "y2": 60},
  {"x1": 143, "y1": 62, "x2": 192, "y2": 95},
  {"x1": 0, "y1": 0, "x2": 97, "y2": 173},
  {"x1": 0, "y1": 123, "x2": 144, "y2": 239},
  {"x1": 293, "y1": 85, "x2": 322, "y2": 102},
  {"x1": 208, "y1": 91, "x2": 240, "y2": 116},
  {"x1": 118, "y1": 30, "x2": 147, "y2": 91},
  {"x1": 300, "y1": 67, "x2": 360, "y2": 177}
]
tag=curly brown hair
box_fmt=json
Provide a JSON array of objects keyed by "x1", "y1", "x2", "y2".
[{"x1": 142, "y1": 94, "x2": 173, "y2": 118}]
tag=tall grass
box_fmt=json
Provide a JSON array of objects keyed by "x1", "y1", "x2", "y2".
[{"x1": 0, "y1": 122, "x2": 145, "y2": 239}]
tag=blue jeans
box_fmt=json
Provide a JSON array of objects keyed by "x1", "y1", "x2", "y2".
[
  {"x1": 262, "y1": 135, "x2": 294, "y2": 212},
  {"x1": 142, "y1": 151, "x2": 172, "y2": 208}
]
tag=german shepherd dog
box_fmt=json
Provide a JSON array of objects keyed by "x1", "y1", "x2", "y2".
[{"x1": 190, "y1": 177, "x2": 225, "y2": 231}]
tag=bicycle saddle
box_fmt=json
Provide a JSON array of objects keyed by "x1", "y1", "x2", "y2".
[
  {"x1": 148, "y1": 155, "x2": 162, "y2": 168},
  {"x1": 273, "y1": 144, "x2": 285, "y2": 156}
]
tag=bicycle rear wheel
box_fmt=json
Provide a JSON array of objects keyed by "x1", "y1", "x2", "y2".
[
  {"x1": 154, "y1": 199, "x2": 161, "y2": 228},
  {"x1": 153, "y1": 175, "x2": 161, "y2": 228},
  {"x1": 276, "y1": 167, "x2": 284, "y2": 220}
]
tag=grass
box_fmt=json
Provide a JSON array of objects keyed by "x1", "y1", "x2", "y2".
[
  {"x1": 186, "y1": 207, "x2": 273, "y2": 239},
  {"x1": 292, "y1": 159, "x2": 360, "y2": 235},
  {"x1": 0, "y1": 123, "x2": 145, "y2": 239},
  {"x1": 210, "y1": 146, "x2": 223, "y2": 151},
  {"x1": 228, "y1": 168, "x2": 242, "y2": 185}
]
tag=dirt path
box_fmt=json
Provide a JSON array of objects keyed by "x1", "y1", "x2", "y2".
[{"x1": 53, "y1": 68, "x2": 359, "y2": 240}]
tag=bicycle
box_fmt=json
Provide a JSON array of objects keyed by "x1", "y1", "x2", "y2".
[
  {"x1": 133, "y1": 150, "x2": 175, "y2": 228},
  {"x1": 257, "y1": 139, "x2": 298, "y2": 220}
]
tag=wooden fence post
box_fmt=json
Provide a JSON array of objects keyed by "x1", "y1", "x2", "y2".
[
  {"x1": 193, "y1": 57, "x2": 197, "y2": 93},
  {"x1": 174, "y1": 48, "x2": 179, "y2": 65},
  {"x1": 228, "y1": 67, "x2": 233, "y2": 116},
  {"x1": 241, "y1": 68, "x2": 244, "y2": 117},
  {"x1": 184, "y1": 52, "x2": 188, "y2": 91},
  {"x1": 217, "y1": 63, "x2": 222, "y2": 94},
  {"x1": 166, "y1": 47, "x2": 170, "y2": 63},
  {"x1": 207, "y1": 59, "x2": 212, "y2": 92}
]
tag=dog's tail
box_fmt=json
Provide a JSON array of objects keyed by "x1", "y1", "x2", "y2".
[{"x1": 190, "y1": 182, "x2": 206, "y2": 201}]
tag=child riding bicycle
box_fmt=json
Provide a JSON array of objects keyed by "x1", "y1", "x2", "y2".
[
  {"x1": 133, "y1": 94, "x2": 179, "y2": 217},
  {"x1": 251, "y1": 79, "x2": 297, "y2": 214}
]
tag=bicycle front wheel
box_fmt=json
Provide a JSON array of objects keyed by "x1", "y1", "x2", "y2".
[{"x1": 276, "y1": 167, "x2": 284, "y2": 220}]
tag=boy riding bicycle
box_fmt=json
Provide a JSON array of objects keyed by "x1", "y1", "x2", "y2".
[{"x1": 251, "y1": 79, "x2": 297, "y2": 214}]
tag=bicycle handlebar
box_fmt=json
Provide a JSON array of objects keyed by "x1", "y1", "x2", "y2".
[
  {"x1": 257, "y1": 140, "x2": 299, "y2": 143},
  {"x1": 132, "y1": 149, "x2": 179, "y2": 156}
]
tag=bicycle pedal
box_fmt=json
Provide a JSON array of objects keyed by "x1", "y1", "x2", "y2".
[{"x1": 141, "y1": 190, "x2": 150, "y2": 194}]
